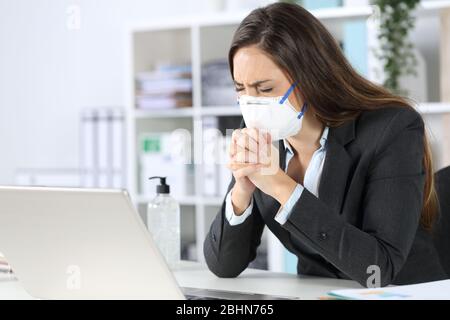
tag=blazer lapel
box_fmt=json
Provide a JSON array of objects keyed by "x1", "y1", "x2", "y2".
[
  {"x1": 318, "y1": 120, "x2": 356, "y2": 213},
  {"x1": 256, "y1": 119, "x2": 356, "y2": 217},
  {"x1": 279, "y1": 140, "x2": 287, "y2": 171}
]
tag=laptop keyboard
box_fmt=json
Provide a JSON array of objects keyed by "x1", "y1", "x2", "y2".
[
  {"x1": 185, "y1": 294, "x2": 224, "y2": 300},
  {"x1": 182, "y1": 287, "x2": 299, "y2": 300}
]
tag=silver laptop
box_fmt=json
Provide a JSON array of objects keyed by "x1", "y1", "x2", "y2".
[
  {"x1": 0, "y1": 186, "x2": 294, "y2": 300},
  {"x1": 0, "y1": 186, "x2": 186, "y2": 299}
]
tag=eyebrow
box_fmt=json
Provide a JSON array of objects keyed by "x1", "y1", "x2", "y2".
[{"x1": 234, "y1": 79, "x2": 273, "y2": 87}]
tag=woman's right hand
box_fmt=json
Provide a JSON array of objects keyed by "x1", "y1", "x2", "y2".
[{"x1": 227, "y1": 128, "x2": 267, "y2": 215}]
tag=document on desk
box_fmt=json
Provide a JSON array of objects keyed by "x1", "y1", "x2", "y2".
[
  {"x1": 328, "y1": 279, "x2": 450, "y2": 300},
  {"x1": 0, "y1": 253, "x2": 13, "y2": 276}
]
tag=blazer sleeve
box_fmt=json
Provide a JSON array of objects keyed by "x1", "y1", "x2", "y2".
[
  {"x1": 282, "y1": 109, "x2": 426, "y2": 287},
  {"x1": 203, "y1": 174, "x2": 266, "y2": 278}
]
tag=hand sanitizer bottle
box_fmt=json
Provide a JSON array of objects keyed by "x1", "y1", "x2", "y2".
[{"x1": 147, "y1": 176, "x2": 180, "y2": 269}]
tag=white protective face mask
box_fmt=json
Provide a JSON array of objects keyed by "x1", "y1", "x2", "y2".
[{"x1": 238, "y1": 83, "x2": 307, "y2": 141}]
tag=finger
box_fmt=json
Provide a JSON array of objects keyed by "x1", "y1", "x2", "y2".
[
  {"x1": 265, "y1": 131, "x2": 272, "y2": 144},
  {"x1": 237, "y1": 129, "x2": 266, "y2": 155},
  {"x1": 241, "y1": 128, "x2": 260, "y2": 145},
  {"x1": 229, "y1": 129, "x2": 243, "y2": 157},
  {"x1": 255, "y1": 132, "x2": 271, "y2": 164},
  {"x1": 229, "y1": 139, "x2": 237, "y2": 158},
  {"x1": 260, "y1": 139, "x2": 273, "y2": 164},
  {"x1": 232, "y1": 164, "x2": 262, "y2": 179},
  {"x1": 228, "y1": 161, "x2": 259, "y2": 170},
  {"x1": 233, "y1": 150, "x2": 259, "y2": 164},
  {"x1": 238, "y1": 142, "x2": 268, "y2": 164},
  {"x1": 234, "y1": 141, "x2": 254, "y2": 155},
  {"x1": 227, "y1": 161, "x2": 258, "y2": 172},
  {"x1": 234, "y1": 129, "x2": 269, "y2": 159},
  {"x1": 235, "y1": 132, "x2": 257, "y2": 153},
  {"x1": 231, "y1": 129, "x2": 242, "y2": 145},
  {"x1": 227, "y1": 162, "x2": 245, "y2": 171}
]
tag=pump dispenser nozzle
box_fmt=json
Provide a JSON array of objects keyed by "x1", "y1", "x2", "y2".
[{"x1": 148, "y1": 176, "x2": 170, "y2": 194}]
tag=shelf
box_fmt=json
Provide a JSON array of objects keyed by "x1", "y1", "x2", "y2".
[
  {"x1": 133, "y1": 106, "x2": 242, "y2": 119},
  {"x1": 133, "y1": 108, "x2": 195, "y2": 119},
  {"x1": 200, "y1": 106, "x2": 241, "y2": 117},
  {"x1": 127, "y1": 6, "x2": 372, "y2": 34},
  {"x1": 311, "y1": 6, "x2": 372, "y2": 21},
  {"x1": 419, "y1": 0, "x2": 450, "y2": 13},
  {"x1": 134, "y1": 194, "x2": 224, "y2": 206},
  {"x1": 132, "y1": 103, "x2": 450, "y2": 119},
  {"x1": 418, "y1": 103, "x2": 450, "y2": 114},
  {"x1": 127, "y1": 1, "x2": 450, "y2": 34},
  {"x1": 135, "y1": 194, "x2": 198, "y2": 206}
]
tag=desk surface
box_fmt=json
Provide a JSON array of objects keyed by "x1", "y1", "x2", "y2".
[{"x1": 0, "y1": 261, "x2": 362, "y2": 300}]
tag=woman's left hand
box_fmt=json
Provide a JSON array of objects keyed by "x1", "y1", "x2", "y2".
[{"x1": 228, "y1": 128, "x2": 297, "y2": 205}]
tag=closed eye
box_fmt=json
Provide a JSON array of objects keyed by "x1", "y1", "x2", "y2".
[
  {"x1": 235, "y1": 87, "x2": 244, "y2": 92},
  {"x1": 260, "y1": 88, "x2": 273, "y2": 93}
]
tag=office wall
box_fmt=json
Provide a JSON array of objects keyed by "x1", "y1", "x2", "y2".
[
  {"x1": 0, "y1": 0, "x2": 207, "y2": 184},
  {"x1": 0, "y1": 0, "x2": 446, "y2": 185}
]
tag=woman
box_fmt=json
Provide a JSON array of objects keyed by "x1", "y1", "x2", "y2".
[{"x1": 203, "y1": 2, "x2": 448, "y2": 287}]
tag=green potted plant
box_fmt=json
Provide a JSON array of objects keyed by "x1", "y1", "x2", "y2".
[{"x1": 372, "y1": 0, "x2": 421, "y2": 95}]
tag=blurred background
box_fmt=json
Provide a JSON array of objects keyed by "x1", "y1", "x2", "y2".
[{"x1": 0, "y1": 0, "x2": 449, "y2": 273}]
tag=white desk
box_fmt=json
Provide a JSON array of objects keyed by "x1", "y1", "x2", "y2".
[{"x1": 0, "y1": 261, "x2": 362, "y2": 300}]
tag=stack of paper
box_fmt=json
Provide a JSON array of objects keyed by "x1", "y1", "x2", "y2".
[
  {"x1": 202, "y1": 59, "x2": 236, "y2": 107},
  {"x1": 136, "y1": 64, "x2": 192, "y2": 109},
  {"x1": 0, "y1": 253, "x2": 12, "y2": 274},
  {"x1": 328, "y1": 279, "x2": 450, "y2": 300}
]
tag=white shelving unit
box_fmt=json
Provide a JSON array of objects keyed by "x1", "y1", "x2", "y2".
[
  {"x1": 125, "y1": 1, "x2": 450, "y2": 265},
  {"x1": 419, "y1": 103, "x2": 450, "y2": 114}
]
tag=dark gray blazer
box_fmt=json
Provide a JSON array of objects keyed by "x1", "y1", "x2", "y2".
[{"x1": 203, "y1": 107, "x2": 448, "y2": 287}]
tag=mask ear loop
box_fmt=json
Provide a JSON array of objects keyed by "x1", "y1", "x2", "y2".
[
  {"x1": 297, "y1": 102, "x2": 308, "y2": 119},
  {"x1": 278, "y1": 82, "x2": 308, "y2": 119},
  {"x1": 279, "y1": 83, "x2": 297, "y2": 105}
]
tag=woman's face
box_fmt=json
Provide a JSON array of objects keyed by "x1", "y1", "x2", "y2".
[{"x1": 233, "y1": 45, "x2": 303, "y2": 112}]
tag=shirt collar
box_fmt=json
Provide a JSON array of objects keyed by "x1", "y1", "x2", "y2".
[{"x1": 283, "y1": 126, "x2": 329, "y2": 155}]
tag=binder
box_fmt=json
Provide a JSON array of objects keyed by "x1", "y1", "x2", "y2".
[
  {"x1": 80, "y1": 107, "x2": 125, "y2": 188},
  {"x1": 97, "y1": 109, "x2": 111, "y2": 188},
  {"x1": 80, "y1": 109, "x2": 97, "y2": 187},
  {"x1": 112, "y1": 109, "x2": 125, "y2": 188},
  {"x1": 202, "y1": 117, "x2": 220, "y2": 196}
]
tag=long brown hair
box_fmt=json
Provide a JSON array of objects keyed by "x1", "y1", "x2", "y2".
[{"x1": 229, "y1": 2, "x2": 437, "y2": 230}]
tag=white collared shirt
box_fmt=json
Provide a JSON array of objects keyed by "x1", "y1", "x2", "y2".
[{"x1": 225, "y1": 127, "x2": 329, "y2": 225}]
